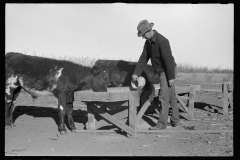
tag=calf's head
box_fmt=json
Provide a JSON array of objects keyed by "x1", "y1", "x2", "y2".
[{"x1": 91, "y1": 66, "x2": 110, "y2": 92}]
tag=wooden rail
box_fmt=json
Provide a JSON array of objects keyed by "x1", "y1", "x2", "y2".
[
  {"x1": 199, "y1": 82, "x2": 233, "y2": 115},
  {"x1": 75, "y1": 129, "x2": 233, "y2": 134}
]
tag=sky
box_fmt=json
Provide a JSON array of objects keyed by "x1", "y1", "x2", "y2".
[{"x1": 6, "y1": 4, "x2": 233, "y2": 69}]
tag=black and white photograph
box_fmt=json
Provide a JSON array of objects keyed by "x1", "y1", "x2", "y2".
[{"x1": 5, "y1": 3, "x2": 233, "y2": 156}]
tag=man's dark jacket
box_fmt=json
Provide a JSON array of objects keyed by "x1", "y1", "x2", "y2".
[{"x1": 133, "y1": 30, "x2": 176, "y2": 80}]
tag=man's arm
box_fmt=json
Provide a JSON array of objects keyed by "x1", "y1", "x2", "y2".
[{"x1": 133, "y1": 42, "x2": 150, "y2": 77}]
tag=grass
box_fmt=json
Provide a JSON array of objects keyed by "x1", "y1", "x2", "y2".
[
  {"x1": 176, "y1": 63, "x2": 233, "y2": 74},
  {"x1": 18, "y1": 51, "x2": 233, "y2": 74},
  {"x1": 29, "y1": 52, "x2": 98, "y2": 67}
]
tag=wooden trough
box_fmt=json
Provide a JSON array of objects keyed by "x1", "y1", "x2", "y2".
[{"x1": 73, "y1": 84, "x2": 198, "y2": 137}]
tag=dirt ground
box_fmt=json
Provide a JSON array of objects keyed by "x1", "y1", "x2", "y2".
[{"x1": 5, "y1": 89, "x2": 233, "y2": 156}]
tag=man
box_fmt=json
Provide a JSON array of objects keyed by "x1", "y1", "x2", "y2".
[{"x1": 132, "y1": 20, "x2": 181, "y2": 130}]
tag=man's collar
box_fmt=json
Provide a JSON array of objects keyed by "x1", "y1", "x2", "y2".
[{"x1": 150, "y1": 30, "x2": 157, "y2": 43}]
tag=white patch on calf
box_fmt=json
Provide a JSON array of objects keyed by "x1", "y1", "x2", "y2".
[
  {"x1": 5, "y1": 96, "x2": 15, "y2": 104},
  {"x1": 55, "y1": 68, "x2": 63, "y2": 80},
  {"x1": 5, "y1": 75, "x2": 18, "y2": 95},
  {"x1": 18, "y1": 77, "x2": 24, "y2": 86},
  {"x1": 51, "y1": 68, "x2": 63, "y2": 91},
  {"x1": 6, "y1": 100, "x2": 12, "y2": 103}
]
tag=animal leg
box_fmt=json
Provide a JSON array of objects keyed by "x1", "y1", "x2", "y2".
[
  {"x1": 5, "y1": 101, "x2": 12, "y2": 128},
  {"x1": 57, "y1": 94, "x2": 68, "y2": 134},
  {"x1": 5, "y1": 86, "x2": 21, "y2": 128},
  {"x1": 66, "y1": 103, "x2": 77, "y2": 132}
]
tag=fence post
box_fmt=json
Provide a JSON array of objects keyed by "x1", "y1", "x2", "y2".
[
  {"x1": 222, "y1": 83, "x2": 229, "y2": 115},
  {"x1": 228, "y1": 83, "x2": 233, "y2": 112},
  {"x1": 188, "y1": 85, "x2": 196, "y2": 120},
  {"x1": 87, "y1": 103, "x2": 96, "y2": 130}
]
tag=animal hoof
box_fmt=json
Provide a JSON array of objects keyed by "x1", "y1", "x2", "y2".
[{"x1": 60, "y1": 130, "x2": 68, "y2": 135}]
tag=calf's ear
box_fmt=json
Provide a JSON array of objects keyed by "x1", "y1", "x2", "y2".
[{"x1": 91, "y1": 66, "x2": 100, "y2": 76}]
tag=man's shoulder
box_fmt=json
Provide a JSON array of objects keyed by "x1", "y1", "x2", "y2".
[{"x1": 154, "y1": 30, "x2": 168, "y2": 42}]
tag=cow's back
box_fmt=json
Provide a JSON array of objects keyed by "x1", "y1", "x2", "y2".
[
  {"x1": 5, "y1": 53, "x2": 91, "y2": 84},
  {"x1": 94, "y1": 60, "x2": 160, "y2": 86},
  {"x1": 6, "y1": 52, "x2": 58, "y2": 76}
]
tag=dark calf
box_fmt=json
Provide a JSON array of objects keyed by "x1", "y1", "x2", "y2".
[
  {"x1": 5, "y1": 52, "x2": 109, "y2": 134},
  {"x1": 93, "y1": 60, "x2": 160, "y2": 114}
]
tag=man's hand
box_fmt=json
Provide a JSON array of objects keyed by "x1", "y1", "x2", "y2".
[
  {"x1": 168, "y1": 79, "x2": 175, "y2": 87},
  {"x1": 132, "y1": 74, "x2": 138, "y2": 81}
]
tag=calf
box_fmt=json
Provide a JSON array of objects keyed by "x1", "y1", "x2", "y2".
[
  {"x1": 93, "y1": 60, "x2": 160, "y2": 113},
  {"x1": 5, "y1": 52, "x2": 109, "y2": 134}
]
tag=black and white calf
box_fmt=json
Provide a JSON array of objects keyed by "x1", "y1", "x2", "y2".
[{"x1": 5, "y1": 52, "x2": 109, "y2": 134}]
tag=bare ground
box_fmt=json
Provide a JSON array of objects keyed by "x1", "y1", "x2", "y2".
[{"x1": 5, "y1": 88, "x2": 233, "y2": 156}]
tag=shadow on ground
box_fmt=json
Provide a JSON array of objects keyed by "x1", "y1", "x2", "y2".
[
  {"x1": 11, "y1": 102, "x2": 223, "y2": 135},
  {"x1": 12, "y1": 106, "x2": 89, "y2": 131},
  {"x1": 194, "y1": 102, "x2": 222, "y2": 114}
]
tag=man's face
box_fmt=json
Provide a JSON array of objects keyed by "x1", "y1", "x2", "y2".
[{"x1": 142, "y1": 30, "x2": 151, "y2": 40}]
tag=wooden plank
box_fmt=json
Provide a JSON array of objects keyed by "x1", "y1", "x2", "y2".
[
  {"x1": 136, "y1": 100, "x2": 151, "y2": 125},
  {"x1": 96, "y1": 109, "x2": 128, "y2": 129},
  {"x1": 228, "y1": 92, "x2": 233, "y2": 110},
  {"x1": 226, "y1": 82, "x2": 233, "y2": 92},
  {"x1": 74, "y1": 84, "x2": 194, "y2": 99},
  {"x1": 227, "y1": 82, "x2": 233, "y2": 110},
  {"x1": 88, "y1": 103, "x2": 135, "y2": 136},
  {"x1": 75, "y1": 129, "x2": 120, "y2": 133},
  {"x1": 87, "y1": 111, "x2": 96, "y2": 130},
  {"x1": 109, "y1": 87, "x2": 132, "y2": 92},
  {"x1": 128, "y1": 92, "x2": 139, "y2": 137},
  {"x1": 153, "y1": 85, "x2": 191, "y2": 97},
  {"x1": 179, "y1": 112, "x2": 191, "y2": 121},
  {"x1": 177, "y1": 103, "x2": 187, "y2": 112},
  {"x1": 222, "y1": 83, "x2": 229, "y2": 115},
  {"x1": 75, "y1": 129, "x2": 233, "y2": 134},
  {"x1": 110, "y1": 92, "x2": 129, "y2": 101},
  {"x1": 188, "y1": 86, "x2": 196, "y2": 120},
  {"x1": 137, "y1": 129, "x2": 233, "y2": 133},
  {"x1": 74, "y1": 84, "x2": 193, "y2": 101},
  {"x1": 176, "y1": 94, "x2": 188, "y2": 113},
  {"x1": 75, "y1": 90, "x2": 130, "y2": 102},
  {"x1": 175, "y1": 85, "x2": 191, "y2": 94},
  {"x1": 201, "y1": 88, "x2": 222, "y2": 93},
  {"x1": 74, "y1": 91, "x2": 110, "y2": 101}
]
